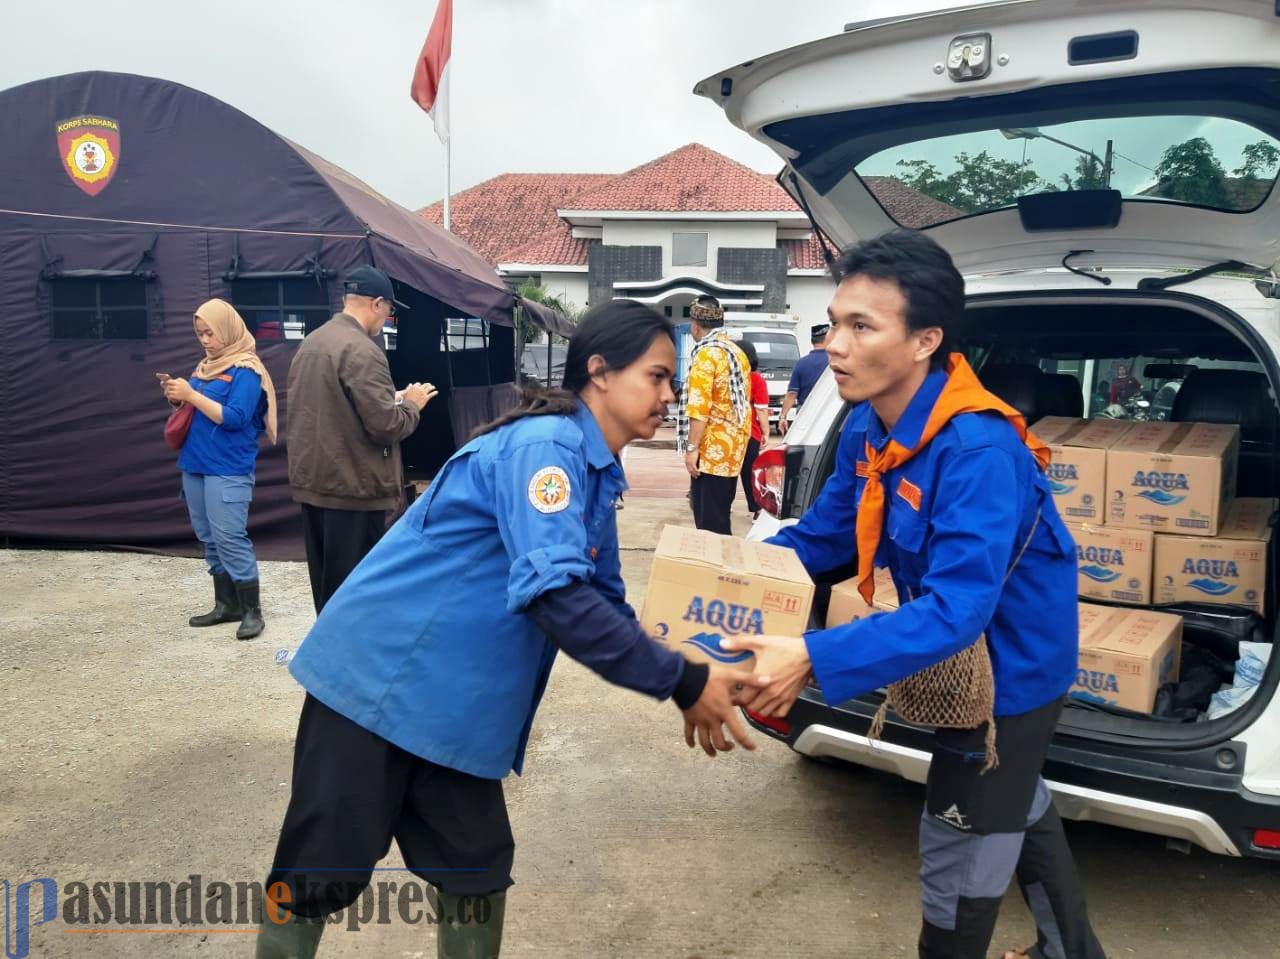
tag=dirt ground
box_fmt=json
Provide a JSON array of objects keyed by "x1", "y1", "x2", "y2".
[{"x1": 3, "y1": 447, "x2": 1278, "y2": 957}]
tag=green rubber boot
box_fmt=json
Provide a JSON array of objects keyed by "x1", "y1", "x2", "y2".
[
  {"x1": 255, "y1": 913, "x2": 325, "y2": 959},
  {"x1": 437, "y1": 890, "x2": 506, "y2": 959}
]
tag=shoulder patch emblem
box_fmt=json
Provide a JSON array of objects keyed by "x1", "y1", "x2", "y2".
[{"x1": 528, "y1": 466, "x2": 571, "y2": 514}]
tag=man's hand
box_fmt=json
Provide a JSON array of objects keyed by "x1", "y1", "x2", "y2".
[
  {"x1": 683, "y1": 450, "x2": 701, "y2": 479},
  {"x1": 719, "y1": 634, "x2": 812, "y2": 719},
  {"x1": 779, "y1": 392, "x2": 797, "y2": 437},
  {"x1": 681, "y1": 666, "x2": 770, "y2": 757},
  {"x1": 402, "y1": 382, "x2": 438, "y2": 410}
]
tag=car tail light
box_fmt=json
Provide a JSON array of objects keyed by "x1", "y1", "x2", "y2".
[
  {"x1": 1252, "y1": 828, "x2": 1280, "y2": 849},
  {"x1": 745, "y1": 707, "x2": 791, "y2": 736},
  {"x1": 751, "y1": 445, "x2": 787, "y2": 519}
]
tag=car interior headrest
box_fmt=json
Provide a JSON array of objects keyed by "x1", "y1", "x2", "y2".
[
  {"x1": 978, "y1": 363, "x2": 1043, "y2": 422},
  {"x1": 1172, "y1": 369, "x2": 1277, "y2": 443},
  {"x1": 1040, "y1": 372, "x2": 1083, "y2": 419}
]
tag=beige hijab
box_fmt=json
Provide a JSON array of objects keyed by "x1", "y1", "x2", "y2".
[{"x1": 191, "y1": 299, "x2": 278, "y2": 444}]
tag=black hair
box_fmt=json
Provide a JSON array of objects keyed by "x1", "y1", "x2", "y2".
[
  {"x1": 830, "y1": 229, "x2": 961, "y2": 371},
  {"x1": 738, "y1": 339, "x2": 760, "y2": 373},
  {"x1": 472, "y1": 299, "x2": 675, "y2": 438}
]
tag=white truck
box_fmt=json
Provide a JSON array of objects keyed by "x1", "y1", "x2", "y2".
[{"x1": 725, "y1": 313, "x2": 802, "y2": 433}]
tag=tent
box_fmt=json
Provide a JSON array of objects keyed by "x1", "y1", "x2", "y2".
[{"x1": 0, "y1": 71, "x2": 570, "y2": 558}]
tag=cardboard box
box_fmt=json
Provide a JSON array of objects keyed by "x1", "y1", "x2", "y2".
[
  {"x1": 640, "y1": 526, "x2": 814, "y2": 671},
  {"x1": 1065, "y1": 523, "x2": 1153, "y2": 606},
  {"x1": 1032, "y1": 417, "x2": 1136, "y2": 523},
  {"x1": 1153, "y1": 498, "x2": 1276, "y2": 613},
  {"x1": 1105, "y1": 421, "x2": 1239, "y2": 535},
  {"x1": 1071, "y1": 603, "x2": 1183, "y2": 713},
  {"x1": 826, "y1": 568, "x2": 899, "y2": 628}
]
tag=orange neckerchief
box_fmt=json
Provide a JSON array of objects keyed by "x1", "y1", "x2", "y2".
[{"x1": 855, "y1": 353, "x2": 1051, "y2": 603}]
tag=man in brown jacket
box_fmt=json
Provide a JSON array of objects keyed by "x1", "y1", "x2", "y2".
[{"x1": 286, "y1": 265, "x2": 436, "y2": 612}]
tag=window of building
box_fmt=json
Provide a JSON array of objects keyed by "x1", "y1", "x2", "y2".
[
  {"x1": 49, "y1": 276, "x2": 150, "y2": 340},
  {"x1": 230, "y1": 277, "x2": 331, "y2": 341},
  {"x1": 672, "y1": 232, "x2": 708, "y2": 267}
]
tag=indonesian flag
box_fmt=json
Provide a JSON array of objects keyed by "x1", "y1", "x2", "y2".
[{"x1": 410, "y1": 0, "x2": 452, "y2": 143}]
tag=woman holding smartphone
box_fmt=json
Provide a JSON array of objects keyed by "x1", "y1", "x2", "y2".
[{"x1": 159, "y1": 298, "x2": 276, "y2": 640}]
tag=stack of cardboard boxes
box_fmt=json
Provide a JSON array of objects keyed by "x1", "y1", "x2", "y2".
[{"x1": 1034, "y1": 415, "x2": 1275, "y2": 713}]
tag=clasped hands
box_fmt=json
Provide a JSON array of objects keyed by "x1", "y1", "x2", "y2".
[{"x1": 678, "y1": 634, "x2": 812, "y2": 757}]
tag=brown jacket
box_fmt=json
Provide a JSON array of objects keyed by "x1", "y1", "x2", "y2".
[{"x1": 286, "y1": 313, "x2": 421, "y2": 511}]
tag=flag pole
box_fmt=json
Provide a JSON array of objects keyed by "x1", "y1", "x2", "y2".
[
  {"x1": 410, "y1": 0, "x2": 453, "y2": 231},
  {"x1": 444, "y1": 138, "x2": 451, "y2": 231}
]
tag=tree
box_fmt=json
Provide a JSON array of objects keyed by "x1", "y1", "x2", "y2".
[
  {"x1": 1152, "y1": 137, "x2": 1229, "y2": 206},
  {"x1": 516, "y1": 281, "x2": 577, "y2": 345},
  {"x1": 1059, "y1": 153, "x2": 1107, "y2": 192},
  {"x1": 895, "y1": 150, "x2": 1047, "y2": 213},
  {"x1": 1233, "y1": 140, "x2": 1280, "y2": 181}
]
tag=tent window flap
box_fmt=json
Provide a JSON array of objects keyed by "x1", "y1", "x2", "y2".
[
  {"x1": 48, "y1": 275, "x2": 150, "y2": 340},
  {"x1": 230, "y1": 276, "x2": 332, "y2": 342}
]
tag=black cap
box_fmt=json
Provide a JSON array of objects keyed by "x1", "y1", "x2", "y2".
[
  {"x1": 343, "y1": 265, "x2": 409, "y2": 310},
  {"x1": 810, "y1": 323, "x2": 830, "y2": 341}
]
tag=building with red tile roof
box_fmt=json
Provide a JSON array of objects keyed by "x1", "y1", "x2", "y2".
[{"x1": 418, "y1": 143, "x2": 959, "y2": 353}]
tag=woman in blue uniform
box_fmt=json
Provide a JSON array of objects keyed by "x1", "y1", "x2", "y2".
[
  {"x1": 256, "y1": 300, "x2": 765, "y2": 959},
  {"x1": 160, "y1": 298, "x2": 276, "y2": 640}
]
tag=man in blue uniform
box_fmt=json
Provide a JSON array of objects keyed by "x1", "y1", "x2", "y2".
[
  {"x1": 726, "y1": 231, "x2": 1105, "y2": 959},
  {"x1": 778, "y1": 322, "x2": 830, "y2": 434}
]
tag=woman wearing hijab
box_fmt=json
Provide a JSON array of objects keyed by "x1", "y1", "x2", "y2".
[{"x1": 159, "y1": 299, "x2": 278, "y2": 640}]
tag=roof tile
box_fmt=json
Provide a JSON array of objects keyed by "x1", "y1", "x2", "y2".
[{"x1": 416, "y1": 147, "x2": 963, "y2": 267}]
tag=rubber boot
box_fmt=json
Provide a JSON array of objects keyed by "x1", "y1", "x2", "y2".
[
  {"x1": 235, "y1": 579, "x2": 265, "y2": 640},
  {"x1": 255, "y1": 913, "x2": 324, "y2": 959},
  {"x1": 437, "y1": 890, "x2": 506, "y2": 959},
  {"x1": 189, "y1": 572, "x2": 242, "y2": 627}
]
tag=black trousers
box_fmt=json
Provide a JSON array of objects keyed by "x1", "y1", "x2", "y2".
[
  {"x1": 918, "y1": 697, "x2": 1105, "y2": 959},
  {"x1": 738, "y1": 437, "x2": 761, "y2": 515},
  {"x1": 266, "y1": 695, "x2": 515, "y2": 917},
  {"x1": 690, "y1": 473, "x2": 738, "y2": 535},
  {"x1": 299, "y1": 504, "x2": 386, "y2": 614}
]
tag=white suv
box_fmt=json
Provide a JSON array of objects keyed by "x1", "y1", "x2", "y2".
[{"x1": 700, "y1": 0, "x2": 1280, "y2": 859}]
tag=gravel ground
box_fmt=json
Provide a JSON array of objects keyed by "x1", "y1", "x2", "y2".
[{"x1": 3, "y1": 494, "x2": 1278, "y2": 957}]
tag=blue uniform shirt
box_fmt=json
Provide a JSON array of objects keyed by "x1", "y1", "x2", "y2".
[
  {"x1": 787, "y1": 348, "x2": 830, "y2": 406},
  {"x1": 768, "y1": 369, "x2": 1079, "y2": 716},
  {"x1": 288, "y1": 402, "x2": 675, "y2": 780},
  {"x1": 176, "y1": 367, "x2": 267, "y2": 476}
]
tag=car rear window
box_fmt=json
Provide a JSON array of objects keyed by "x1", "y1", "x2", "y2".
[{"x1": 854, "y1": 115, "x2": 1279, "y2": 228}]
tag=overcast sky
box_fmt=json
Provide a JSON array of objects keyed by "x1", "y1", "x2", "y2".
[{"x1": 2, "y1": 0, "x2": 970, "y2": 210}]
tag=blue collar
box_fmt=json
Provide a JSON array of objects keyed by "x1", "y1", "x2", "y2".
[
  {"x1": 571, "y1": 401, "x2": 622, "y2": 472},
  {"x1": 867, "y1": 368, "x2": 949, "y2": 452}
]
